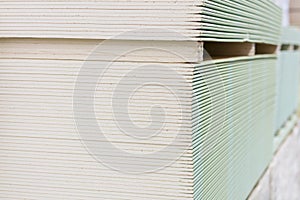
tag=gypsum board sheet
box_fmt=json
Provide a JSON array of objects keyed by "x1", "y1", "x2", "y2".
[
  {"x1": 0, "y1": 38, "x2": 203, "y2": 63},
  {"x1": 0, "y1": 56, "x2": 274, "y2": 118},
  {"x1": 0, "y1": 1, "x2": 203, "y2": 9},
  {"x1": 0, "y1": 23, "x2": 278, "y2": 43},
  {"x1": 199, "y1": 15, "x2": 280, "y2": 37},
  {"x1": 0, "y1": 183, "x2": 193, "y2": 200},
  {"x1": 0, "y1": 69, "x2": 274, "y2": 132},
  {"x1": 191, "y1": 56, "x2": 275, "y2": 199},
  {"x1": 0, "y1": 174, "x2": 192, "y2": 197},
  {"x1": 0, "y1": 122, "x2": 195, "y2": 180},
  {"x1": 198, "y1": 19, "x2": 279, "y2": 37},
  {"x1": 0, "y1": 136, "x2": 195, "y2": 163},
  {"x1": 0, "y1": 154, "x2": 195, "y2": 199},
  {"x1": 0, "y1": 138, "x2": 195, "y2": 166},
  {"x1": 192, "y1": 96, "x2": 275, "y2": 163},
  {"x1": 0, "y1": 139, "x2": 195, "y2": 199},
  {"x1": 0, "y1": 29, "x2": 278, "y2": 43},
  {"x1": 199, "y1": 0, "x2": 281, "y2": 43},
  {"x1": 275, "y1": 50, "x2": 300, "y2": 133},
  {"x1": 198, "y1": 20, "x2": 280, "y2": 42},
  {"x1": 192, "y1": 87, "x2": 275, "y2": 128},
  {"x1": 277, "y1": 52, "x2": 300, "y2": 114},
  {"x1": 0, "y1": 174, "x2": 193, "y2": 199},
  {"x1": 191, "y1": 104, "x2": 274, "y2": 155},
  {"x1": 193, "y1": 105, "x2": 275, "y2": 159},
  {"x1": 0, "y1": 0, "x2": 281, "y2": 42},
  {"x1": 192, "y1": 93, "x2": 275, "y2": 150},
  {"x1": 200, "y1": 5, "x2": 280, "y2": 31},
  {"x1": 0, "y1": 154, "x2": 194, "y2": 184},
  {"x1": 192, "y1": 102, "x2": 275, "y2": 167},
  {"x1": 192, "y1": 70, "x2": 275, "y2": 134},
  {"x1": 192, "y1": 56, "x2": 276, "y2": 137},
  {"x1": 0, "y1": 106, "x2": 274, "y2": 198},
  {"x1": 207, "y1": 0, "x2": 281, "y2": 20},
  {"x1": 193, "y1": 107, "x2": 276, "y2": 200},
  {"x1": 0, "y1": 1, "x2": 202, "y2": 40},
  {"x1": 192, "y1": 97, "x2": 274, "y2": 167},
  {"x1": 205, "y1": 0, "x2": 281, "y2": 22},
  {"x1": 0, "y1": 31, "x2": 201, "y2": 41},
  {"x1": 275, "y1": 27, "x2": 300, "y2": 134},
  {"x1": 193, "y1": 105, "x2": 274, "y2": 200},
  {"x1": 192, "y1": 90, "x2": 274, "y2": 195},
  {"x1": 199, "y1": 24, "x2": 278, "y2": 42},
  {"x1": 192, "y1": 78, "x2": 275, "y2": 111}
]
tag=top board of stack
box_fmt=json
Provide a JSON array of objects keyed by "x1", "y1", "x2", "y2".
[{"x1": 0, "y1": 0, "x2": 281, "y2": 43}]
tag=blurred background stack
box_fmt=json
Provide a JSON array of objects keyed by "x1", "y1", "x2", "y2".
[{"x1": 274, "y1": 27, "x2": 300, "y2": 152}]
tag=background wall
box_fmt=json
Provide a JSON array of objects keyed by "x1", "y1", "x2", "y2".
[
  {"x1": 290, "y1": 0, "x2": 300, "y2": 27},
  {"x1": 274, "y1": 0, "x2": 291, "y2": 26}
]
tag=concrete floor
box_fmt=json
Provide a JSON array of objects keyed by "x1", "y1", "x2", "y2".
[{"x1": 248, "y1": 124, "x2": 300, "y2": 200}]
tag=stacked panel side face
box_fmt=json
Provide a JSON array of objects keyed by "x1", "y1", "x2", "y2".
[{"x1": 192, "y1": 55, "x2": 277, "y2": 200}]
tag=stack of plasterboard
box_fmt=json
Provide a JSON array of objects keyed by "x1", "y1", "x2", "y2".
[
  {"x1": 0, "y1": 39, "x2": 279, "y2": 200},
  {"x1": 0, "y1": 0, "x2": 281, "y2": 43},
  {"x1": 0, "y1": 1, "x2": 282, "y2": 200},
  {"x1": 274, "y1": 27, "x2": 300, "y2": 151}
]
